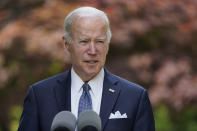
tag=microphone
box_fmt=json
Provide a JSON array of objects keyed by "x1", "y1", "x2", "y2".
[
  {"x1": 51, "y1": 111, "x2": 76, "y2": 131},
  {"x1": 77, "y1": 110, "x2": 102, "y2": 131}
]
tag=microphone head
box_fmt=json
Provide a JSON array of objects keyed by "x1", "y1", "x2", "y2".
[
  {"x1": 51, "y1": 111, "x2": 76, "y2": 131},
  {"x1": 77, "y1": 110, "x2": 102, "y2": 131}
]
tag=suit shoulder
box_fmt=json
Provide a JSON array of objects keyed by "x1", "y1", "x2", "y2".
[{"x1": 109, "y1": 73, "x2": 146, "y2": 92}]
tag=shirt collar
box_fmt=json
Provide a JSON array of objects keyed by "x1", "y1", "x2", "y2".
[
  {"x1": 88, "y1": 68, "x2": 104, "y2": 96},
  {"x1": 71, "y1": 68, "x2": 84, "y2": 94},
  {"x1": 71, "y1": 68, "x2": 104, "y2": 95}
]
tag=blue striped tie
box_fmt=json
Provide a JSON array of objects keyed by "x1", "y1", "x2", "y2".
[{"x1": 78, "y1": 83, "x2": 92, "y2": 116}]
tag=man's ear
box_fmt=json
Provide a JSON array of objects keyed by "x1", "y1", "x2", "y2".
[
  {"x1": 106, "y1": 43, "x2": 110, "y2": 55},
  {"x1": 62, "y1": 36, "x2": 70, "y2": 51}
]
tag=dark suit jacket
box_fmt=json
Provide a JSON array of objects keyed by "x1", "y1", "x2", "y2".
[{"x1": 18, "y1": 68, "x2": 155, "y2": 131}]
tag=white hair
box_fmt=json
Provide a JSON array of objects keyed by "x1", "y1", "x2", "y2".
[{"x1": 64, "y1": 7, "x2": 112, "y2": 44}]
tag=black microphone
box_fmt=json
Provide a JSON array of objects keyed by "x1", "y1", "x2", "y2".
[
  {"x1": 77, "y1": 110, "x2": 102, "y2": 131},
  {"x1": 51, "y1": 111, "x2": 76, "y2": 131}
]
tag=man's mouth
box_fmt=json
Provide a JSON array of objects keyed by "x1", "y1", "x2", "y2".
[{"x1": 84, "y1": 60, "x2": 98, "y2": 64}]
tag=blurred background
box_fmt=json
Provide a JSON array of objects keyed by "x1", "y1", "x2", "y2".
[{"x1": 0, "y1": 0, "x2": 197, "y2": 131}]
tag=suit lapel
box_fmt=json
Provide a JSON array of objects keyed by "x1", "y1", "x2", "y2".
[
  {"x1": 100, "y1": 69, "x2": 121, "y2": 130},
  {"x1": 53, "y1": 69, "x2": 71, "y2": 112}
]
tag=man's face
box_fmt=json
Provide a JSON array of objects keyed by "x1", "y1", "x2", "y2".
[{"x1": 65, "y1": 16, "x2": 109, "y2": 82}]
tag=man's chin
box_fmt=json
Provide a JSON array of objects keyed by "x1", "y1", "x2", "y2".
[{"x1": 85, "y1": 70, "x2": 100, "y2": 79}]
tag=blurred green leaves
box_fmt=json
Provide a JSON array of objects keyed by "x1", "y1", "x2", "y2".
[
  {"x1": 48, "y1": 61, "x2": 64, "y2": 76},
  {"x1": 154, "y1": 104, "x2": 197, "y2": 131},
  {"x1": 9, "y1": 106, "x2": 22, "y2": 131},
  {"x1": 154, "y1": 104, "x2": 174, "y2": 131}
]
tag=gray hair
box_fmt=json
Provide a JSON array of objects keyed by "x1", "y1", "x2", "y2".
[{"x1": 64, "y1": 7, "x2": 112, "y2": 44}]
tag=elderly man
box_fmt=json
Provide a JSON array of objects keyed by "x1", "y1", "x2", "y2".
[{"x1": 18, "y1": 7, "x2": 155, "y2": 131}]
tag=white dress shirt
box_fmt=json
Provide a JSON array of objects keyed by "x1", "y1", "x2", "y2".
[{"x1": 71, "y1": 68, "x2": 104, "y2": 118}]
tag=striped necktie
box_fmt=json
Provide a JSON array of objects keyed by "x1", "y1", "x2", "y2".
[{"x1": 78, "y1": 83, "x2": 92, "y2": 116}]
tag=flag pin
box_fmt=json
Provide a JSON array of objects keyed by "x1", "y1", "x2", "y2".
[{"x1": 109, "y1": 88, "x2": 115, "y2": 93}]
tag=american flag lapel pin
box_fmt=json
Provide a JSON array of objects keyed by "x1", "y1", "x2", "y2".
[{"x1": 109, "y1": 88, "x2": 115, "y2": 93}]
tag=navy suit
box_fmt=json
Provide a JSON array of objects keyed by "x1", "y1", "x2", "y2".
[{"x1": 18, "y1": 68, "x2": 155, "y2": 131}]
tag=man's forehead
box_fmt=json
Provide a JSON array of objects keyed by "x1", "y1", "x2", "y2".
[
  {"x1": 78, "y1": 36, "x2": 107, "y2": 40},
  {"x1": 73, "y1": 15, "x2": 106, "y2": 26},
  {"x1": 72, "y1": 16, "x2": 107, "y2": 30}
]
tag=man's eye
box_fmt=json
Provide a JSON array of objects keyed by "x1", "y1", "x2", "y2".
[
  {"x1": 79, "y1": 40, "x2": 88, "y2": 45},
  {"x1": 97, "y1": 41, "x2": 104, "y2": 44},
  {"x1": 80, "y1": 40, "x2": 88, "y2": 43}
]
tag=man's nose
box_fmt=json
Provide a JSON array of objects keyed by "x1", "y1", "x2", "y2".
[{"x1": 88, "y1": 42, "x2": 96, "y2": 55}]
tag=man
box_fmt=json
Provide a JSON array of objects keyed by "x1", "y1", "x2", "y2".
[{"x1": 18, "y1": 7, "x2": 155, "y2": 131}]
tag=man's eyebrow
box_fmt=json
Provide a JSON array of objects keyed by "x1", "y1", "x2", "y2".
[
  {"x1": 97, "y1": 37, "x2": 106, "y2": 40},
  {"x1": 79, "y1": 37, "x2": 89, "y2": 40}
]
